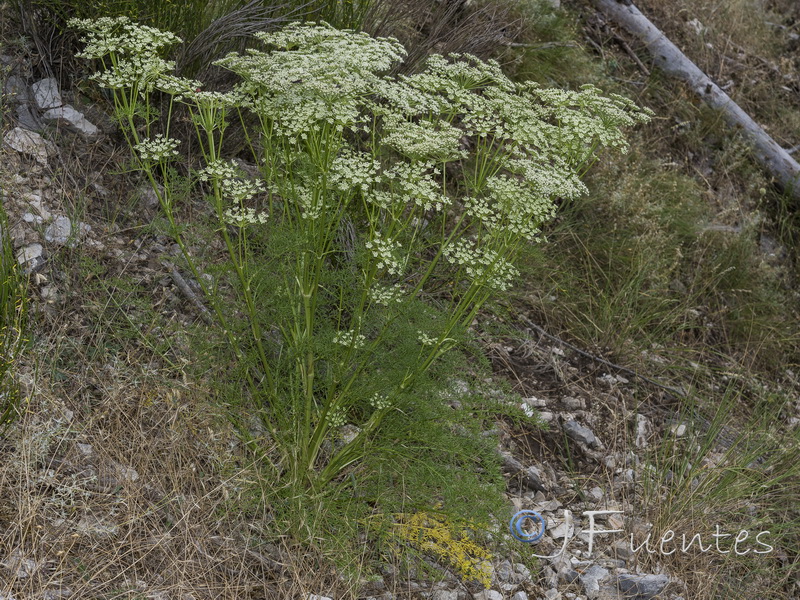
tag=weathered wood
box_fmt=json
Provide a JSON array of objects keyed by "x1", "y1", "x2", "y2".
[{"x1": 592, "y1": 0, "x2": 800, "y2": 200}]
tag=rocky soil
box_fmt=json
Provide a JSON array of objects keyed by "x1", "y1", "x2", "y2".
[{"x1": 2, "y1": 12, "x2": 799, "y2": 600}]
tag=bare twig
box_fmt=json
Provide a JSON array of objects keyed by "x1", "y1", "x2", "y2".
[
  {"x1": 613, "y1": 31, "x2": 651, "y2": 75},
  {"x1": 162, "y1": 260, "x2": 213, "y2": 323},
  {"x1": 499, "y1": 450, "x2": 547, "y2": 493},
  {"x1": 499, "y1": 41, "x2": 578, "y2": 50},
  {"x1": 518, "y1": 315, "x2": 687, "y2": 399}
]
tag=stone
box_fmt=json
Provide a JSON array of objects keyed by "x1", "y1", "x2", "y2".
[
  {"x1": 450, "y1": 379, "x2": 470, "y2": 395},
  {"x1": 611, "y1": 539, "x2": 634, "y2": 560},
  {"x1": 4, "y1": 75, "x2": 29, "y2": 103},
  {"x1": 616, "y1": 469, "x2": 635, "y2": 484},
  {"x1": 538, "y1": 411, "x2": 554, "y2": 422},
  {"x1": 23, "y1": 192, "x2": 52, "y2": 220},
  {"x1": 338, "y1": 424, "x2": 360, "y2": 445},
  {"x1": 0, "y1": 550, "x2": 38, "y2": 578},
  {"x1": 588, "y1": 486, "x2": 604, "y2": 501},
  {"x1": 558, "y1": 567, "x2": 581, "y2": 585},
  {"x1": 579, "y1": 565, "x2": 610, "y2": 599},
  {"x1": 42, "y1": 104, "x2": 99, "y2": 137},
  {"x1": 31, "y1": 77, "x2": 62, "y2": 109},
  {"x1": 16, "y1": 243, "x2": 43, "y2": 266},
  {"x1": 670, "y1": 423, "x2": 687, "y2": 437},
  {"x1": 474, "y1": 591, "x2": 503, "y2": 600},
  {"x1": 431, "y1": 591, "x2": 458, "y2": 600},
  {"x1": 4, "y1": 127, "x2": 56, "y2": 163},
  {"x1": 533, "y1": 499, "x2": 561, "y2": 512},
  {"x1": 40, "y1": 285, "x2": 59, "y2": 304},
  {"x1": 45, "y1": 216, "x2": 72, "y2": 245},
  {"x1": 523, "y1": 396, "x2": 547, "y2": 408},
  {"x1": 615, "y1": 573, "x2": 669, "y2": 599},
  {"x1": 514, "y1": 562, "x2": 531, "y2": 581},
  {"x1": 596, "y1": 558, "x2": 626, "y2": 569},
  {"x1": 14, "y1": 107, "x2": 38, "y2": 134},
  {"x1": 541, "y1": 565, "x2": 558, "y2": 589},
  {"x1": 562, "y1": 396, "x2": 585, "y2": 410},
  {"x1": 542, "y1": 591, "x2": 560, "y2": 600},
  {"x1": 563, "y1": 420, "x2": 598, "y2": 448},
  {"x1": 549, "y1": 518, "x2": 574, "y2": 540},
  {"x1": 77, "y1": 443, "x2": 95, "y2": 458},
  {"x1": 22, "y1": 213, "x2": 43, "y2": 225},
  {"x1": 635, "y1": 414, "x2": 651, "y2": 449},
  {"x1": 75, "y1": 514, "x2": 118, "y2": 536},
  {"x1": 114, "y1": 463, "x2": 139, "y2": 482},
  {"x1": 495, "y1": 559, "x2": 514, "y2": 582},
  {"x1": 43, "y1": 589, "x2": 73, "y2": 600},
  {"x1": 306, "y1": 595, "x2": 333, "y2": 600}
]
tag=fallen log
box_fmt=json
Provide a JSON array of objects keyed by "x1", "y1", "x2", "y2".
[{"x1": 592, "y1": 0, "x2": 800, "y2": 201}]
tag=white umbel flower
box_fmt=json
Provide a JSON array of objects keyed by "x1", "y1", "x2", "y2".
[
  {"x1": 368, "y1": 283, "x2": 405, "y2": 305},
  {"x1": 223, "y1": 207, "x2": 269, "y2": 227},
  {"x1": 133, "y1": 135, "x2": 180, "y2": 162},
  {"x1": 333, "y1": 329, "x2": 366, "y2": 349},
  {"x1": 365, "y1": 232, "x2": 404, "y2": 275}
]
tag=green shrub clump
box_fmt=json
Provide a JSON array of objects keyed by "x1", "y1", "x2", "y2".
[{"x1": 70, "y1": 16, "x2": 650, "y2": 554}]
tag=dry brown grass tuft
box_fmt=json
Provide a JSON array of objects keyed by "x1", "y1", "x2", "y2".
[
  {"x1": 0, "y1": 351, "x2": 357, "y2": 598},
  {"x1": 366, "y1": 0, "x2": 524, "y2": 73}
]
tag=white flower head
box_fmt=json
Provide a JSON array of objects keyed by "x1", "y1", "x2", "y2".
[
  {"x1": 326, "y1": 406, "x2": 347, "y2": 428},
  {"x1": 381, "y1": 161, "x2": 450, "y2": 212},
  {"x1": 382, "y1": 115, "x2": 466, "y2": 162},
  {"x1": 180, "y1": 89, "x2": 242, "y2": 110},
  {"x1": 156, "y1": 74, "x2": 202, "y2": 95},
  {"x1": 333, "y1": 329, "x2": 366, "y2": 349},
  {"x1": 70, "y1": 17, "x2": 182, "y2": 60},
  {"x1": 197, "y1": 159, "x2": 239, "y2": 182},
  {"x1": 223, "y1": 207, "x2": 269, "y2": 227},
  {"x1": 284, "y1": 184, "x2": 325, "y2": 220},
  {"x1": 418, "y1": 331, "x2": 438, "y2": 346},
  {"x1": 369, "y1": 393, "x2": 390, "y2": 410},
  {"x1": 133, "y1": 134, "x2": 180, "y2": 162},
  {"x1": 221, "y1": 178, "x2": 265, "y2": 203},
  {"x1": 368, "y1": 282, "x2": 405, "y2": 305},
  {"x1": 329, "y1": 149, "x2": 381, "y2": 193},
  {"x1": 91, "y1": 54, "x2": 175, "y2": 92},
  {"x1": 364, "y1": 232, "x2": 404, "y2": 275},
  {"x1": 215, "y1": 22, "x2": 406, "y2": 137},
  {"x1": 442, "y1": 239, "x2": 519, "y2": 290}
]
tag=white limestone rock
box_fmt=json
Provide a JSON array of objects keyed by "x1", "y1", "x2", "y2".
[
  {"x1": 4, "y1": 127, "x2": 56, "y2": 164},
  {"x1": 42, "y1": 104, "x2": 99, "y2": 137},
  {"x1": 31, "y1": 77, "x2": 62, "y2": 109}
]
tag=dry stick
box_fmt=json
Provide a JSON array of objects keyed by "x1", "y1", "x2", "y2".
[
  {"x1": 592, "y1": 0, "x2": 800, "y2": 200},
  {"x1": 162, "y1": 260, "x2": 213, "y2": 323},
  {"x1": 499, "y1": 41, "x2": 579, "y2": 50},
  {"x1": 518, "y1": 315, "x2": 686, "y2": 399}
]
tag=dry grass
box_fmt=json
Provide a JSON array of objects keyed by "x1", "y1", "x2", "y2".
[
  {"x1": 1, "y1": 356, "x2": 288, "y2": 598},
  {"x1": 366, "y1": 0, "x2": 524, "y2": 73},
  {"x1": 618, "y1": 0, "x2": 800, "y2": 168},
  {"x1": 0, "y1": 349, "x2": 365, "y2": 598}
]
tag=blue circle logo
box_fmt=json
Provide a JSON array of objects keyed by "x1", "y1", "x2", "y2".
[{"x1": 509, "y1": 510, "x2": 545, "y2": 543}]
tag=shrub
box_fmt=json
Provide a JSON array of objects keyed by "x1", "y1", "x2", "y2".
[{"x1": 70, "y1": 16, "x2": 650, "y2": 554}]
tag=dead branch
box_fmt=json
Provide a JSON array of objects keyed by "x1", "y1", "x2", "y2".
[
  {"x1": 162, "y1": 260, "x2": 213, "y2": 323},
  {"x1": 592, "y1": 0, "x2": 800, "y2": 200}
]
